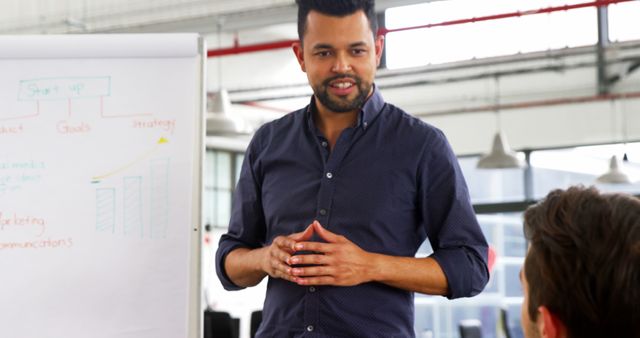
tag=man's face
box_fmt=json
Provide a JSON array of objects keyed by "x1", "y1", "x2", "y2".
[
  {"x1": 520, "y1": 265, "x2": 541, "y2": 338},
  {"x1": 293, "y1": 10, "x2": 383, "y2": 114}
]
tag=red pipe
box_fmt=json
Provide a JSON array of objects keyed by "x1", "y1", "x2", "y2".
[
  {"x1": 379, "y1": 0, "x2": 632, "y2": 35},
  {"x1": 207, "y1": 0, "x2": 632, "y2": 58}
]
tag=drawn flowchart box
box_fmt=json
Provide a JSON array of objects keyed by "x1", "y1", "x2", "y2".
[
  {"x1": 0, "y1": 77, "x2": 112, "y2": 121},
  {"x1": 18, "y1": 77, "x2": 111, "y2": 101}
]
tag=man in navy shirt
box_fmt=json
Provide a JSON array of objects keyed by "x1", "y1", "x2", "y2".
[{"x1": 216, "y1": 1, "x2": 489, "y2": 336}]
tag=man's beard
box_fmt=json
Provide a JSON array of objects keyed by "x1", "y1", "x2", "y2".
[{"x1": 313, "y1": 75, "x2": 371, "y2": 113}]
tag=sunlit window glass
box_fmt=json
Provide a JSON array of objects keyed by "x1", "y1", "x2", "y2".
[
  {"x1": 203, "y1": 150, "x2": 242, "y2": 228},
  {"x1": 609, "y1": 1, "x2": 640, "y2": 42},
  {"x1": 385, "y1": 0, "x2": 597, "y2": 69}
]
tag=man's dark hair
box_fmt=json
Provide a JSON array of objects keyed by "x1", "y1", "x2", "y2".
[
  {"x1": 523, "y1": 186, "x2": 640, "y2": 338},
  {"x1": 295, "y1": 0, "x2": 378, "y2": 42}
]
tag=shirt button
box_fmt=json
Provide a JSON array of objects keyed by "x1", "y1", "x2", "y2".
[
  {"x1": 307, "y1": 325, "x2": 314, "y2": 332},
  {"x1": 326, "y1": 172, "x2": 333, "y2": 179},
  {"x1": 309, "y1": 286, "x2": 316, "y2": 292},
  {"x1": 319, "y1": 209, "x2": 327, "y2": 216},
  {"x1": 321, "y1": 141, "x2": 328, "y2": 147}
]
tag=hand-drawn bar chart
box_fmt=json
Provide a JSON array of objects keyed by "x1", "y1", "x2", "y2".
[
  {"x1": 94, "y1": 158, "x2": 170, "y2": 239},
  {"x1": 96, "y1": 188, "x2": 115, "y2": 233},
  {"x1": 123, "y1": 176, "x2": 143, "y2": 237},
  {"x1": 150, "y1": 158, "x2": 169, "y2": 239}
]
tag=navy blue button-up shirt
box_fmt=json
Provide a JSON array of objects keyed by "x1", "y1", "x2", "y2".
[{"x1": 216, "y1": 88, "x2": 489, "y2": 338}]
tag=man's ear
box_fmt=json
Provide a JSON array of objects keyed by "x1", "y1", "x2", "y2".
[
  {"x1": 292, "y1": 41, "x2": 306, "y2": 72},
  {"x1": 374, "y1": 35, "x2": 385, "y2": 67},
  {"x1": 537, "y1": 306, "x2": 567, "y2": 338}
]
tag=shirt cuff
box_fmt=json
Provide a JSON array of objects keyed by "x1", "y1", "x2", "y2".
[
  {"x1": 431, "y1": 245, "x2": 488, "y2": 299},
  {"x1": 215, "y1": 239, "x2": 249, "y2": 291}
]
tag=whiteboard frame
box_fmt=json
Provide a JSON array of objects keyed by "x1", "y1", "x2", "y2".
[
  {"x1": 0, "y1": 33, "x2": 205, "y2": 338},
  {"x1": 188, "y1": 36, "x2": 206, "y2": 338}
]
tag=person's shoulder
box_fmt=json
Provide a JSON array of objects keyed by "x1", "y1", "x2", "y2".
[
  {"x1": 384, "y1": 103, "x2": 445, "y2": 141},
  {"x1": 250, "y1": 107, "x2": 307, "y2": 149},
  {"x1": 255, "y1": 107, "x2": 305, "y2": 134},
  {"x1": 384, "y1": 104, "x2": 457, "y2": 165}
]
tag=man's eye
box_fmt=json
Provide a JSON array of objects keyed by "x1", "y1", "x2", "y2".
[
  {"x1": 316, "y1": 51, "x2": 332, "y2": 57},
  {"x1": 352, "y1": 49, "x2": 366, "y2": 55}
]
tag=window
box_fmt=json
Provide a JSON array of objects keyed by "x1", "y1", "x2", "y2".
[
  {"x1": 415, "y1": 212, "x2": 526, "y2": 338},
  {"x1": 609, "y1": 1, "x2": 640, "y2": 42},
  {"x1": 531, "y1": 142, "x2": 640, "y2": 197},
  {"x1": 203, "y1": 149, "x2": 243, "y2": 228},
  {"x1": 458, "y1": 156, "x2": 527, "y2": 203},
  {"x1": 385, "y1": 0, "x2": 599, "y2": 69},
  {"x1": 203, "y1": 149, "x2": 269, "y2": 319}
]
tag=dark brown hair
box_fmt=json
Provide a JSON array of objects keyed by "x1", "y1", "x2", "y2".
[
  {"x1": 295, "y1": 0, "x2": 378, "y2": 43},
  {"x1": 523, "y1": 186, "x2": 640, "y2": 337}
]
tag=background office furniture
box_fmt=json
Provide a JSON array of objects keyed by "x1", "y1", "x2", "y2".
[
  {"x1": 501, "y1": 307, "x2": 513, "y2": 338},
  {"x1": 204, "y1": 310, "x2": 239, "y2": 338},
  {"x1": 459, "y1": 319, "x2": 483, "y2": 338},
  {"x1": 250, "y1": 310, "x2": 263, "y2": 338}
]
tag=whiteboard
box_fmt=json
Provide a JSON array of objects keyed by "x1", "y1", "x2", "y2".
[{"x1": 0, "y1": 34, "x2": 204, "y2": 338}]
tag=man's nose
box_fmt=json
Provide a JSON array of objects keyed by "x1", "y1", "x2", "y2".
[{"x1": 331, "y1": 53, "x2": 352, "y2": 73}]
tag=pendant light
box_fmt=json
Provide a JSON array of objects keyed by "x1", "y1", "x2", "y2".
[
  {"x1": 596, "y1": 100, "x2": 633, "y2": 184},
  {"x1": 596, "y1": 155, "x2": 632, "y2": 184},
  {"x1": 206, "y1": 89, "x2": 251, "y2": 135},
  {"x1": 477, "y1": 76, "x2": 524, "y2": 169},
  {"x1": 477, "y1": 132, "x2": 524, "y2": 168}
]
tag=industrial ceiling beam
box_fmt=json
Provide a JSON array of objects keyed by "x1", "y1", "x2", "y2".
[{"x1": 597, "y1": 3, "x2": 611, "y2": 94}]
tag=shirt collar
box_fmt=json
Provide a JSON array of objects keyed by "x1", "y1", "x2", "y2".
[
  {"x1": 359, "y1": 84, "x2": 385, "y2": 129},
  {"x1": 305, "y1": 84, "x2": 385, "y2": 131}
]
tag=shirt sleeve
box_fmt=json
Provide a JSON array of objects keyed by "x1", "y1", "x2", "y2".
[
  {"x1": 215, "y1": 134, "x2": 267, "y2": 291},
  {"x1": 419, "y1": 128, "x2": 489, "y2": 299}
]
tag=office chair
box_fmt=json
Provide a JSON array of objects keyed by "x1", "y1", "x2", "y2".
[
  {"x1": 203, "y1": 310, "x2": 238, "y2": 338},
  {"x1": 501, "y1": 307, "x2": 513, "y2": 338},
  {"x1": 458, "y1": 319, "x2": 483, "y2": 338},
  {"x1": 250, "y1": 310, "x2": 263, "y2": 338}
]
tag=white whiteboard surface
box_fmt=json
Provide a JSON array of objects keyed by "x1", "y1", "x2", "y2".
[{"x1": 0, "y1": 34, "x2": 203, "y2": 338}]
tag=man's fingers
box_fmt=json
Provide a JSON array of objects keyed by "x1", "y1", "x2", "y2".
[
  {"x1": 294, "y1": 241, "x2": 332, "y2": 253},
  {"x1": 312, "y1": 220, "x2": 343, "y2": 243},
  {"x1": 288, "y1": 253, "x2": 328, "y2": 266},
  {"x1": 289, "y1": 223, "x2": 315, "y2": 242},
  {"x1": 294, "y1": 275, "x2": 335, "y2": 286},
  {"x1": 290, "y1": 265, "x2": 331, "y2": 277},
  {"x1": 271, "y1": 260, "x2": 295, "y2": 281},
  {"x1": 290, "y1": 264, "x2": 336, "y2": 285},
  {"x1": 270, "y1": 244, "x2": 291, "y2": 263},
  {"x1": 273, "y1": 235, "x2": 298, "y2": 253}
]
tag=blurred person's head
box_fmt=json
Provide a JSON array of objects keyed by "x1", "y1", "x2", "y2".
[{"x1": 520, "y1": 186, "x2": 640, "y2": 338}]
